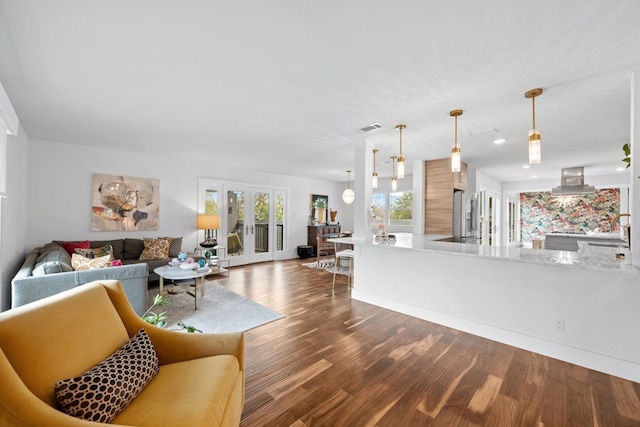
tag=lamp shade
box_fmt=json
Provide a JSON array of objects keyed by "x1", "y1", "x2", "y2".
[
  {"x1": 528, "y1": 129, "x2": 541, "y2": 164},
  {"x1": 342, "y1": 170, "x2": 355, "y2": 204},
  {"x1": 342, "y1": 188, "x2": 355, "y2": 204},
  {"x1": 451, "y1": 146, "x2": 461, "y2": 173},
  {"x1": 197, "y1": 214, "x2": 220, "y2": 230}
]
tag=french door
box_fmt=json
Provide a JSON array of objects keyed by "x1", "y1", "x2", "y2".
[
  {"x1": 479, "y1": 189, "x2": 502, "y2": 246},
  {"x1": 199, "y1": 179, "x2": 286, "y2": 266}
]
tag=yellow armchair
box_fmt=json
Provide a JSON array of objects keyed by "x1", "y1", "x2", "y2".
[{"x1": 0, "y1": 280, "x2": 244, "y2": 426}]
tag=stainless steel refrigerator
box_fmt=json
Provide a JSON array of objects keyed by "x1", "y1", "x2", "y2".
[{"x1": 453, "y1": 190, "x2": 479, "y2": 243}]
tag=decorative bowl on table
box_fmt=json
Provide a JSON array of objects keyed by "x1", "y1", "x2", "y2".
[{"x1": 179, "y1": 262, "x2": 198, "y2": 270}]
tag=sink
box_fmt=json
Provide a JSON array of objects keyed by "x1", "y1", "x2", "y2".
[
  {"x1": 587, "y1": 241, "x2": 627, "y2": 248},
  {"x1": 585, "y1": 231, "x2": 623, "y2": 239}
]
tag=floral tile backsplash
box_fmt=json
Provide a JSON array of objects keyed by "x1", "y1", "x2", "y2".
[{"x1": 520, "y1": 189, "x2": 620, "y2": 242}]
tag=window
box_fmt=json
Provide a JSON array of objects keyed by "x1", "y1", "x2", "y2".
[
  {"x1": 372, "y1": 190, "x2": 413, "y2": 229},
  {"x1": 204, "y1": 189, "x2": 218, "y2": 215}
]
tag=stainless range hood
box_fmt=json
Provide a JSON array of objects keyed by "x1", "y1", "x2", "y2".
[{"x1": 551, "y1": 167, "x2": 596, "y2": 196}]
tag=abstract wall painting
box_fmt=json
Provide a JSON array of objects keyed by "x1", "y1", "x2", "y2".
[{"x1": 91, "y1": 174, "x2": 160, "y2": 231}]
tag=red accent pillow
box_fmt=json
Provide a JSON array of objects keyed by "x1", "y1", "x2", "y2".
[{"x1": 60, "y1": 240, "x2": 90, "y2": 256}]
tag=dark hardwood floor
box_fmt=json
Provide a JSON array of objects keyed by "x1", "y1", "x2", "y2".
[{"x1": 208, "y1": 258, "x2": 640, "y2": 426}]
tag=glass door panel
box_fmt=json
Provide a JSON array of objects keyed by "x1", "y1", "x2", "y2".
[
  {"x1": 227, "y1": 189, "x2": 249, "y2": 265},
  {"x1": 204, "y1": 189, "x2": 219, "y2": 215},
  {"x1": 251, "y1": 189, "x2": 272, "y2": 263},
  {"x1": 198, "y1": 179, "x2": 287, "y2": 266},
  {"x1": 276, "y1": 192, "x2": 285, "y2": 253}
]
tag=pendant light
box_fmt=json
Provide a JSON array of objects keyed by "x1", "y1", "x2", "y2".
[
  {"x1": 450, "y1": 109, "x2": 463, "y2": 173},
  {"x1": 396, "y1": 124, "x2": 406, "y2": 179},
  {"x1": 525, "y1": 88, "x2": 543, "y2": 165},
  {"x1": 390, "y1": 156, "x2": 398, "y2": 191},
  {"x1": 342, "y1": 170, "x2": 355, "y2": 204},
  {"x1": 372, "y1": 149, "x2": 379, "y2": 189}
]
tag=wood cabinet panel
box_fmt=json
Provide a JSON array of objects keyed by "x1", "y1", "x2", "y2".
[{"x1": 424, "y1": 158, "x2": 467, "y2": 235}]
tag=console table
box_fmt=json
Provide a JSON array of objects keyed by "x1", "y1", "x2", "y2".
[{"x1": 307, "y1": 224, "x2": 341, "y2": 256}]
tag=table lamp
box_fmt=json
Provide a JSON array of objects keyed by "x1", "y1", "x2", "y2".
[{"x1": 197, "y1": 214, "x2": 220, "y2": 248}]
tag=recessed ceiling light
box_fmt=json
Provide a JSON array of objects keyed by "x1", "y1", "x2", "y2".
[
  {"x1": 616, "y1": 167, "x2": 626, "y2": 171},
  {"x1": 493, "y1": 138, "x2": 507, "y2": 144},
  {"x1": 522, "y1": 164, "x2": 531, "y2": 169},
  {"x1": 531, "y1": 175, "x2": 538, "y2": 178}
]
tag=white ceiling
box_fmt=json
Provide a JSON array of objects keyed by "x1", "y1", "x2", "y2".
[{"x1": 1, "y1": 1, "x2": 639, "y2": 184}]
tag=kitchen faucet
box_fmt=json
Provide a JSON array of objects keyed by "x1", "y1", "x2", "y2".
[{"x1": 611, "y1": 213, "x2": 630, "y2": 231}]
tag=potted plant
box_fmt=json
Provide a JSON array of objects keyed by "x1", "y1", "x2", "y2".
[
  {"x1": 623, "y1": 143, "x2": 631, "y2": 168},
  {"x1": 142, "y1": 294, "x2": 202, "y2": 333},
  {"x1": 313, "y1": 198, "x2": 327, "y2": 223}
]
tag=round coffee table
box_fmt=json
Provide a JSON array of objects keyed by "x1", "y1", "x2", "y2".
[{"x1": 154, "y1": 264, "x2": 211, "y2": 309}]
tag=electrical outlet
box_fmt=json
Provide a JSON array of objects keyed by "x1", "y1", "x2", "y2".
[{"x1": 554, "y1": 317, "x2": 565, "y2": 332}]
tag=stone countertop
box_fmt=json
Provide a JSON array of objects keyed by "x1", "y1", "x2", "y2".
[
  {"x1": 545, "y1": 231, "x2": 625, "y2": 239},
  {"x1": 332, "y1": 233, "x2": 638, "y2": 275}
]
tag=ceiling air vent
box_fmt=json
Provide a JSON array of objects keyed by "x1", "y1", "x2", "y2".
[{"x1": 360, "y1": 123, "x2": 382, "y2": 132}]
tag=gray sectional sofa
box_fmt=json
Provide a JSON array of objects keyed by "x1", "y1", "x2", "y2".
[{"x1": 11, "y1": 237, "x2": 188, "y2": 315}]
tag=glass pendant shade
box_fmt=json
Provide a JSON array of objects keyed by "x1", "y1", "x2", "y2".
[
  {"x1": 342, "y1": 188, "x2": 355, "y2": 204},
  {"x1": 528, "y1": 129, "x2": 541, "y2": 164},
  {"x1": 390, "y1": 155, "x2": 398, "y2": 191},
  {"x1": 396, "y1": 125, "x2": 406, "y2": 179},
  {"x1": 372, "y1": 149, "x2": 378, "y2": 188},
  {"x1": 450, "y1": 110, "x2": 463, "y2": 173},
  {"x1": 451, "y1": 146, "x2": 461, "y2": 173},
  {"x1": 342, "y1": 170, "x2": 355, "y2": 204},
  {"x1": 525, "y1": 88, "x2": 543, "y2": 165}
]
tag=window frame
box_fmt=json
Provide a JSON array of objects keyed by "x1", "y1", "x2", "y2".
[{"x1": 372, "y1": 189, "x2": 413, "y2": 232}]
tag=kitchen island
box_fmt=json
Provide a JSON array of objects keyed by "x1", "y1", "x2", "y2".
[{"x1": 339, "y1": 233, "x2": 640, "y2": 382}]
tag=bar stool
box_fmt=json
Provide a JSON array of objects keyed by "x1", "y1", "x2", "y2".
[{"x1": 332, "y1": 242, "x2": 354, "y2": 295}]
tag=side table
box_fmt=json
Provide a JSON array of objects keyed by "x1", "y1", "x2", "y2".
[
  {"x1": 154, "y1": 265, "x2": 211, "y2": 309},
  {"x1": 194, "y1": 245, "x2": 231, "y2": 275}
]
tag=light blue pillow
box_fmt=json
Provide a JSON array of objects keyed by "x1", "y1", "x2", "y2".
[{"x1": 32, "y1": 261, "x2": 74, "y2": 276}]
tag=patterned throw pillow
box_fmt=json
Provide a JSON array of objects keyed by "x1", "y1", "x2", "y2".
[
  {"x1": 75, "y1": 244, "x2": 114, "y2": 259},
  {"x1": 74, "y1": 248, "x2": 95, "y2": 258},
  {"x1": 92, "y1": 244, "x2": 114, "y2": 258},
  {"x1": 139, "y1": 238, "x2": 171, "y2": 261},
  {"x1": 60, "y1": 240, "x2": 90, "y2": 256},
  {"x1": 161, "y1": 237, "x2": 183, "y2": 258},
  {"x1": 71, "y1": 253, "x2": 113, "y2": 270},
  {"x1": 55, "y1": 329, "x2": 159, "y2": 423}
]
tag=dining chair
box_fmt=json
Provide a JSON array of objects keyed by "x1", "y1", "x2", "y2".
[{"x1": 332, "y1": 242, "x2": 354, "y2": 295}]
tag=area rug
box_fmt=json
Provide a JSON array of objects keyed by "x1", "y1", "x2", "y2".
[
  {"x1": 302, "y1": 258, "x2": 335, "y2": 269},
  {"x1": 302, "y1": 258, "x2": 350, "y2": 276},
  {"x1": 147, "y1": 283, "x2": 284, "y2": 333}
]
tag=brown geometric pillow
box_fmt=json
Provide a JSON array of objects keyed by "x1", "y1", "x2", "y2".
[
  {"x1": 161, "y1": 237, "x2": 183, "y2": 258},
  {"x1": 139, "y1": 238, "x2": 171, "y2": 261},
  {"x1": 55, "y1": 329, "x2": 159, "y2": 423}
]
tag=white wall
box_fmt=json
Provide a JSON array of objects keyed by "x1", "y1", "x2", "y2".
[
  {"x1": 24, "y1": 138, "x2": 354, "y2": 256},
  {"x1": 0, "y1": 131, "x2": 355, "y2": 310},
  {"x1": 0, "y1": 125, "x2": 29, "y2": 310}
]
